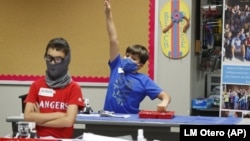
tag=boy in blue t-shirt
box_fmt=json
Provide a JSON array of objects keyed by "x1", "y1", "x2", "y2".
[{"x1": 103, "y1": 0, "x2": 171, "y2": 114}]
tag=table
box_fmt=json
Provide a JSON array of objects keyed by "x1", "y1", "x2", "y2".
[{"x1": 6, "y1": 114, "x2": 244, "y2": 141}]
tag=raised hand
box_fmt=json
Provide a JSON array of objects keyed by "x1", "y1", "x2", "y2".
[{"x1": 104, "y1": 0, "x2": 111, "y2": 14}]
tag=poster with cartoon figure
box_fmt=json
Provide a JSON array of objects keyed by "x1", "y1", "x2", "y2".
[{"x1": 159, "y1": 0, "x2": 190, "y2": 59}]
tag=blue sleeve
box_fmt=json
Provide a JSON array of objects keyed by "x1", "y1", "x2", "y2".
[
  {"x1": 108, "y1": 55, "x2": 121, "y2": 69},
  {"x1": 144, "y1": 77, "x2": 163, "y2": 100}
]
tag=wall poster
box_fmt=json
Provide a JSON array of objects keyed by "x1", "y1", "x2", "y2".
[
  {"x1": 159, "y1": 0, "x2": 190, "y2": 59},
  {"x1": 221, "y1": 0, "x2": 250, "y2": 118}
]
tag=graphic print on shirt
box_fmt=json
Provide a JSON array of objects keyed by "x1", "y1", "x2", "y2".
[
  {"x1": 38, "y1": 87, "x2": 68, "y2": 111},
  {"x1": 113, "y1": 73, "x2": 132, "y2": 106},
  {"x1": 39, "y1": 100, "x2": 68, "y2": 110}
]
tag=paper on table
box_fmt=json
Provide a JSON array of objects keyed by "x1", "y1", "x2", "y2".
[
  {"x1": 77, "y1": 113, "x2": 131, "y2": 118},
  {"x1": 77, "y1": 114, "x2": 100, "y2": 117},
  {"x1": 106, "y1": 114, "x2": 130, "y2": 118},
  {"x1": 82, "y1": 133, "x2": 130, "y2": 141}
]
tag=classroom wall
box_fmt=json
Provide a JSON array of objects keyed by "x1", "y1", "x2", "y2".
[
  {"x1": 0, "y1": 0, "x2": 149, "y2": 79},
  {"x1": 0, "y1": 0, "x2": 206, "y2": 136},
  {"x1": 155, "y1": 0, "x2": 206, "y2": 115}
]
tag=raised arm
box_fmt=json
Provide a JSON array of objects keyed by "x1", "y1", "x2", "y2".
[{"x1": 104, "y1": 0, "x2": 119, "y2": 62}]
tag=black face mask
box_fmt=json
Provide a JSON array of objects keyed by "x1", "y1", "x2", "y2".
[{"x1": 46, "y1": 52, "x2": 70, "y2": 80}]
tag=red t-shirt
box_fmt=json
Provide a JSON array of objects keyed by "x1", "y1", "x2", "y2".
[
  {"x1": 246, "y1": 38, "x2": 250, "y2": 46},
  {"x1": 25, "y1": 78, "x2": 84, "y2": 138}
]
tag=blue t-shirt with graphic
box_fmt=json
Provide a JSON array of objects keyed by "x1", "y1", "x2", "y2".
[{"x1": 103, "y1": 55, "x2": 162, "y2": 114}]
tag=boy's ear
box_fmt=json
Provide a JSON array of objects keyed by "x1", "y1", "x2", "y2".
[{"x1": 138, "y1": 63, "x2": 144, "y2": 69}]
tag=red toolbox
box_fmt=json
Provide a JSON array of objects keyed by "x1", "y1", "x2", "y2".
[{"x1": 139, "y1": 110, "x2": 175, "y2": 119}]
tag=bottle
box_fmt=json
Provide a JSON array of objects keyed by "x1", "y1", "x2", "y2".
[{"x1": 137, "y1": 129, "x2": 145, "y2": 141}]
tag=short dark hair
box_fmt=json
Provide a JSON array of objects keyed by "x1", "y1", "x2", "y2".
[
  {"x1": 44, "y1": 37, "x2": 70, "y2": 56},
  {"x1": 126, "y1": 44, "x2": 149, "y2": 64}
]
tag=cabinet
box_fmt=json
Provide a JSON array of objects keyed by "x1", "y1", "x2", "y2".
[{"x1": 206, "y1": 73, "x2": 221, "y2": 96}]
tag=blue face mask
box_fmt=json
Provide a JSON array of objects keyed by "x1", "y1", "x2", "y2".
[{"x1": 121, "y1": 58, "x2": 138, "y2": 73}]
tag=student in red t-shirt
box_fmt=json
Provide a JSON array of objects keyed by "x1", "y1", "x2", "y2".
[{"x1": 24, "y1": 38, "x2": 84, "y2": 138}]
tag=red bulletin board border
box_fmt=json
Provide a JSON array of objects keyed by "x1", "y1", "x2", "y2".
[{"x1": 0, "y1": 0, "x2": 155, "y2": 84}]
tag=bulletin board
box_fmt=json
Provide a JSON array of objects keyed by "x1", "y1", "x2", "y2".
[{"x1": 0, "y1": 0, "x2": 155, "y2": 85}]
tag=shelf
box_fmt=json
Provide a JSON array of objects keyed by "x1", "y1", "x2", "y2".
[{"x1": 191, "y1": 106, "x2": 219, "y2": 117}]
